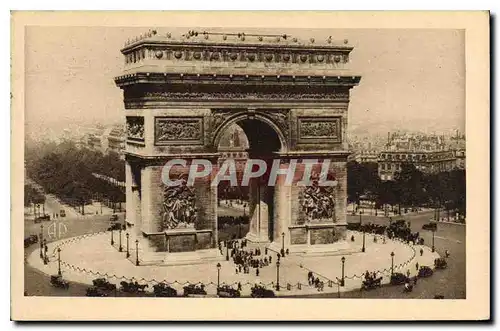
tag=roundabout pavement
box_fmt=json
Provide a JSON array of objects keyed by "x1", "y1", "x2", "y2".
[{"x1": 27, "y1": 229, "x2": 439, "y2": 297}]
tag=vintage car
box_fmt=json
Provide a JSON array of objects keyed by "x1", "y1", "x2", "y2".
[
  {"x1": 153, "y1": 283, "x2": 178, "y2": 297},
  {"x1": 86, "y1": 286, "x2": 108, "y2": 297},
  {"x1": 434, "y1": 258, "x2": 448, "y2": 269},
  {"x1": 107, "y1": 222, "x2": 122, "y2": 231},
  {"x1": 92, "y1": 278, "x2": 117, "y2": 291},
  {"x1": 34, "y1": 215, "x2": 50, "y2": 223},
  {"x1": 50, "y1": 274, "x2": 69, "y2": 289},
  {"x1": 390, "y1": 272, "x2": 410, "y2": 286},
  {"x1": 24, "y1": 234, "x2": 39, "y2": 248},
  {"x1": 361, "y1": 277, "x2": 383, "y2": 291},
  {"x1": 418, "y1": 266, "x2": 434, "y2": 278},
  {"x1": 109, "y1": 214, "x2": 119, "y2": 222},
  {"x1": 422, "y1": 222, "x2": 437, "y2": 231},
  {"x1": 183, "y1": 284, "x2": 207, "y2": 297},
  {"x1": 60, "y1": 209, "x2": 66, "y2": 217},
  {"x1": 217, "y1": 285, "x2": 241, "y2": 298},
  {"x1": 120, "y1": 281, "x2": 148, "y2": 293},
  {"x1": 250, "y1": 285, "x2": 276, "y2": 298}
]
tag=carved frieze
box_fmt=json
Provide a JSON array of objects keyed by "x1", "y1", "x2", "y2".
[
  {"x1": 298, "y1": 117, "x2": 341, "y2": 143},
  {"x1": 162, "y1": 175, "x2": 197, "y2": 230},
  {"x1": 132, "y1": 90, "x2": 349, "y2": 102},
  {"x1": 126, "y1": 116, "x2": 145, "y2": 142},
  {"x1": 155, "y1": 117, "x2": 203, "y2": 145}
]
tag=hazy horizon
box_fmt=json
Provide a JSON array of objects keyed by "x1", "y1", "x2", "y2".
[{"x1": 24, "y1": 27, "x2": 465, "y2": 139}]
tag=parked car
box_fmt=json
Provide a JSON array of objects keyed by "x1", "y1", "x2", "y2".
[
  {"x1": 24, "y1": 234, "x2": 39, "y2": 248},
  {"x1": 434, "y1": 258, "x2": 448, "y2": 269},
  {"x1": 86, "y1": 286, "x2": 108, "y2": 297},
  {"x1": 250, "y1": 285, "x2": 275, "y2": 298},
  {"x1": 418, "y1": 266, "x2": 434, "y2": 278},
  {"x1": 92, "y1": 278, "x2": 117, "y2": 291},
  {"x1": 422, "y1": 222, "x2": 437, "y2": 231},
  {"x1": 107, "y1": 222, "x2": 122, "y2": 231},
  {"x1": 153, "y1": 283, "x2": 178, "y2": 297},
  {"x1": 109, "y1": 214, "x2": 119, "y2": 222},
  {"x1": 217, "y1": 285, "x2": 241, "y2": 298},
  {"x1": 50, "y1": 274, "x2": 69, "y2": 289},
  {"x1": 390, "y1": 272, "x2": 410, "y2": 286},
  {"x1": 34, "y1": 215, "x2": 50, "y2": 223},
  {"x1": 60, "y1": 209, "x2": 66, "y2": 217},
  {"x1": 183, "y1": 284, "x2": 207, "y2": 297}
]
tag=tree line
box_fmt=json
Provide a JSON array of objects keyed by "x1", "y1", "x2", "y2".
[
  {"x1": 347, "y1": 161, "x2": 465, "y2": 219},
  {"x1": 25, "y1": 140, "x2": 125, "y2": 214}
]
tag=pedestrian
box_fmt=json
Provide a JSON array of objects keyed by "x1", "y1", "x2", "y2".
[
  {"x1": 256, "y1": 268, "x2": 259, "y2": 277},
  {"x1": 351, "y1": 235, "x2": 355, "y2": 242},
  {"x1": 286, "y1": 248, "x2": 289, "y2": 255},
  {"x1": 269, "y1": 256, "x2": 272, "y2": 264},
  {"x1": 406, "y1": 269, "x2": 411, "y2": 278},
  {"x1": 383, "y1": 237, "x2": 386, "y2": 244},
  {"x1": 238, "y1": 282, "x2": 242, "y2": 291},
  {"x1": 420, "y1": 248, "x2": 424, "y2": 256},
  {"x1": 416, "y1": 262, "x2": 419, "y2": 271}
]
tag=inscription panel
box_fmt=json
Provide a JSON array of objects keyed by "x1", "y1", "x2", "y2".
[{"x1": 154, "y1": 116, "x2": 204, "y2": 145}]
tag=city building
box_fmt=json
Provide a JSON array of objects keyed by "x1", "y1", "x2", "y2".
[{"x1": 378, "y1": 131, "x2": 460, "y2": 180}]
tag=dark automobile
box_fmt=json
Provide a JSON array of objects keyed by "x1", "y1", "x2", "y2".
[
  {"x1": 120, "y1": 281, "x2": 148, "y2": 293},
  {"x1": 24, "y1": 234, "x2": 39, "y2": 247},
  {"x1": 422, "y1": 222, "x2": 437, "y2": 231},
  {"x1": 390, "y1": 272, "x2": 410, "y2": 285},
  {"x1": 86, "y1": 286, "x2": 108, "y2": 297},
  {"x1": 183, "y1": 284, "x2": 207, "y2": 297},
  {"x1": 361, "y1": 277, "x2": 383, "y2": 291},
  {"x1": 250, "y1": 285, "x2": 275, "y2": 298},
  {"x1": 434, "y1": 258, "x2": 448, "y2": 269},
  {"x1": 217, "y1": 285, "x2": 241, "y2": 298},
  {"x1": 34, "y1": 215, "x2": 50, "y2": 223},
  {"x1": 418, "y1": 266, "x2": 434, "y2": 278},
  {"x1": 92, "y1": 278, "x2": 117, "y2": 291},
  {"x1": 153, "y1": 283, "x2": 178, "y2": 297},
  {"x1": 107, "y1": 222, "x2": 122, "y2": 231},
  {"x1": 110, "y1": 214, "x2": 119, "y2": 222},
  {"x1": 50, "y1": 274, "x2": 69, "y2": 289}
]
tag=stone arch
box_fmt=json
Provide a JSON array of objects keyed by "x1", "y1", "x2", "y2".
[{"x1": 212, "y1": 112, "x2": 289, "y2": 153}]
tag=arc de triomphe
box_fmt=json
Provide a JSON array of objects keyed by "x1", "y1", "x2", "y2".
[{"x1": 114, "y1": 30, "x2": 361, "y2": 256}]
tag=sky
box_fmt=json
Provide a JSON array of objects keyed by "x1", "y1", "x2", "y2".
[{"x1": 24, "y1": 27, "x2": 465, "y2": 139}]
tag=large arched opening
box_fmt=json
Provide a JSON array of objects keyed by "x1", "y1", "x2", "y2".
[{"x1": 215, "y1": 114, "x2": 285, "y2": 244}]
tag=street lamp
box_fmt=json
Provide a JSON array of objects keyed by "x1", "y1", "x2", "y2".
[
  {"x1": 432, "y1": 228, "x2": 436, "y2": 253},
  {"x1": 362, "y1": 229, "x2": 366, "y2": 253},
  {"x1": 110, "y1": 229, "x2": 114, "y2": 246},
  {"x1": 341, "y1": 256, "x2": 346, "y2": 286},
  {"x1": 281, "y1": 232, "x2": 285, "y2": 256},
  {"x1": 135, "y1": 239, "x2": 139, "y2": 266},
  {"x1": 39, "y1": 224, "x2": 44, "y2": 259},
  {"x1": 276, "y1": 260, "x2": 280, "y2": 291},
  {"x1": 216, "y1": 262, "x2": 221, "y2": 288},
  {"x1": 126, "y1": 233, "x2": 130, "y2": 258},
  {"x1": 118, "y1": 229, "x2": 123, "y2": 252},
  {"x1": 390, "y1": 251, "x2": 395, "y2": 276},
  {"x1": 57, "y1": 247, "x2": 62, "y2": 276}
]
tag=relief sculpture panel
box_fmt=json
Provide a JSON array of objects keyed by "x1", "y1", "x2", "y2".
[
  {"x1": 298, "y1": 117, "x2": 341, "y2": 143},
  {"x1": 162, "y1": 175, "x2": 197, "y2": 230},
  {"x1": 299, "y1": 172, "x2": 337, "y2": 223},
  {"x1": 126, "y1": 116, "x2": 145, "y2": 142},
  {"x1": 155, "y1": 117, "x2": 203, "y2": 145}
]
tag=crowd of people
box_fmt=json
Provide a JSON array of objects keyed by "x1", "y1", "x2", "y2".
[{"x1": 306, "y1": 271, "x2": 325, "y2": 291}]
